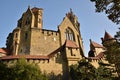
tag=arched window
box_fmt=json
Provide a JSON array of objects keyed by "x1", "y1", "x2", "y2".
[{"x1": 65, "y1": 28, "x2": 75, "y2": 41}]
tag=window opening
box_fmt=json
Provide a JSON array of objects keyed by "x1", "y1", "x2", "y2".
[
  {"x1": 65, "y1": 28, "x2": 75, "y2": 41},
  {"x1": 25, "y1": 32, "x2": 28, "y2": 40},
  {"x1": 15, "y1": 33, "x2": 18, "y2": 38}
]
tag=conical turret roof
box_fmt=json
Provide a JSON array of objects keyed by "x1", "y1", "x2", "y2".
[{"x1": 103, "y1": 31, "x2": 114, "y2": 41}]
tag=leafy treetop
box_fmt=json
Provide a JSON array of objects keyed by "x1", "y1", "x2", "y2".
[{"x1": 90, "y1": 0, "x2": 120, "y2": 24}]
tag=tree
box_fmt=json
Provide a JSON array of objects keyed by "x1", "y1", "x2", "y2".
[
  {"x1": 0, "y1": 58, "x2": 48, "y2": 80},
  {"x1": 70, "y1": 59, "x2": 118, "y2": 80},
  {"x1": 103, "y1": 39, "x2": 120, "y2": 77},
  {"x1": 0, "y1": 61, "x2": 9, "y2": 80},
  {"x1": 70, "y1": 59, "x2": 96, "y2": 80},
  {"x1": 90, "y1": 0, "x2": 120, "y2": 24},
  {"x1": 95, "y1": 62, "x2": 117, "y2": 80},
  {"x1": 115, "y1": 27, "x2": 120, "y2": 42}
]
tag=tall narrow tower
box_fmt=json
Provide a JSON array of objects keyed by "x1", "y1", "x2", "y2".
[{"x1": 31, "y1": 7, "x2": 43, "y2": 29}]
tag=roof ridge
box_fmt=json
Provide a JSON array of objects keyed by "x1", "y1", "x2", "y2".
[{"x1": 90, "y1": 40, "x2": 104, "y2": 48}]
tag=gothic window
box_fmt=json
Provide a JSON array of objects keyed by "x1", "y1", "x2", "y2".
[{"x1": 65, "y1": 28, "x2": 75, "y2": 41}]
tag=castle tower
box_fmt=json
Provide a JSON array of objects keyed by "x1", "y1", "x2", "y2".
[
  {"x1": 12, "y1": 27, "x2": 21, "y2": 55},
  {"x1": 58, "y1": 9, "x2": 84, "y2": 66},
  {"x1": 8, "y1": 6, "x2": 44, "y2": 55},
  {"x1": 101, "y1": 31, "x2": 115, "y2": 42},
  {"x1": 31, "y1": 7, "x2": 43, "y2": 29},
  {"x1": 101, "y1": 31, "x2": 116, "y2": 46}
]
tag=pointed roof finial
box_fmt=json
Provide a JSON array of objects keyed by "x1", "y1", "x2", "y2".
[
  {"x1": 70, "y1": 8, "x2": 73, "y2": 13},
  {"x1": 28, "y1": 5, "x2": 30, "y2": 9},
  {"x1": 89, "y1": 39, "x2": 92, "y2": 43}
]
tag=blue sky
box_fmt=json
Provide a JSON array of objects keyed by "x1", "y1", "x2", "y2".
[{"x1": 0, "y1": 0, "x2": 118, "y2": 56}]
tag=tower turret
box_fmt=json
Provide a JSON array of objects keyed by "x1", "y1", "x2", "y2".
[
  {"x1": 31, "y1": 7, "x2": 43, "y2": 29},
  {"x1": 101, "y1": 31, "x2": 116, "y2": 45},
  {"x1": 12, "y1": 27, "x2": 21, "y2": 55}
]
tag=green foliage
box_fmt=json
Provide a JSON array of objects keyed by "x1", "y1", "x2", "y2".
[
  {"x1": 70, "y1": 59, "x2": 118, "y2": 80},
  {"x1": 6, "y1": 33, "x2": 13, "y2": 54},
  {"x1": 115, "y1": 28, "x2": 120, "y2": 42},
  {"x1": 103, "y1": 40, "x2": 120, "y2": 76},
  {"x1": 104, "y1": 41, "x2": 120, "y2": 63},
  {"x1": 90, "y1": 0, "x2": 120, "y2": 24},
  {"x1": 0, "y1": 58, "x2": 48, "y2": 80},
  {"x1": 95, "y1": 66, "x2": 112, "y2": 80},
  {"x1": 70, "y1": 59, "x2": 96, "y2": 80},
  {"x1": 96, "y1": 62, "x2": 115, "y2": 80},
  {"x1": 0, "y1": 61, "x2": 9, "y2": 80}
]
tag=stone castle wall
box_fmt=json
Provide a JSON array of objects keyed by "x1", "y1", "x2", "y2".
[
  {"x1": 4, "y1": 57, "x2": 63, "y2": 79},
  {"x1": 30, "y1": 29, "x2": 60, "y2": 55}
]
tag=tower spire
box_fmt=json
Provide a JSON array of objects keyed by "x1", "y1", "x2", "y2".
[
  {"x1": 70, "y1": 8, "x2": 73, "y2": 13},
  {"x1": 28, "y1": 5, "x2": 30, "y2": 9}
]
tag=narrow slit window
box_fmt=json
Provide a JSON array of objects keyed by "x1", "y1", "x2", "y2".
[{"x1": 25, "y1": 32, "x2": 28, "y2": 40}]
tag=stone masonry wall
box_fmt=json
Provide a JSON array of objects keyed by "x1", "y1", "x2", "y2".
[{"x1": 30, "y1": 29, "x2": 60, "y2": 55}]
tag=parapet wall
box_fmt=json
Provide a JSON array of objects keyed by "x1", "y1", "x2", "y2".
[{"x1": 3, "y1": 56, "x2": 63, "y2": 79}]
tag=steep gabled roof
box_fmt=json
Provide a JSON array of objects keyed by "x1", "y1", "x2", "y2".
[
  {"x1": 66, "y1": 40, "x2": 79, "y2": 48},
  {"x1": 48, "y1": 45, "x2": 64, "y2": 58},
  {"x1": 90, "y1": 40, "x2": 104, "y2": 48}
]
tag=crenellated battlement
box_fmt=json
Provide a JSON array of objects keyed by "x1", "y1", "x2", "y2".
[
  {"x1": 31, "y1": 28, "x2": 59, "y2": 36},
  {"x1": 42, "y1": 29, "x2": 59, "y2": 36},
  {"x1": 1, "y1": 56, "x2": 61, "y2": 65}
]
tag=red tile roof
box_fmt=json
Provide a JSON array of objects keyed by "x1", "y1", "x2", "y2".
[
  {"x1": 0, "y1": 48, "x2": 7, "y2": 54},
  {"x1": 90, "y1": 40, "x2": 104, "y2": 48},
  {"x1": 66, "y1": 40, "x2": 79, "y2": 48},
  {"x1": 48, "y1": 46, "x2": 64, "y2": 58},
  {"x1": 103, "y1": 31, "x2": 114, "y2": 41},
  {"x1": 0, "y1": 46, "x2": 64, "y2": 60},
  {"x1": 0, "y1": 55, "x2": 49, "y2": 60},
  {"x1": 0, "y1": 40, "x2": 79, "y2": 60},
  {"x1": 31, "y1": 7, "x2": 43, "y2": 12}
]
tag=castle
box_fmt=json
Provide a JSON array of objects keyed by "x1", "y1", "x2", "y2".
[
  {"x1": 0, "y1": 7, "x2": 84, "y2": 79},
  {"x1": 0, "y1": 6, "x2": 117, "y2": 79}
]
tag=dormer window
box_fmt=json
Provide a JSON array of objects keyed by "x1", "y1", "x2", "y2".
[{"x1": 65, "y1": 28, "x2": 75, "y2": 41}]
